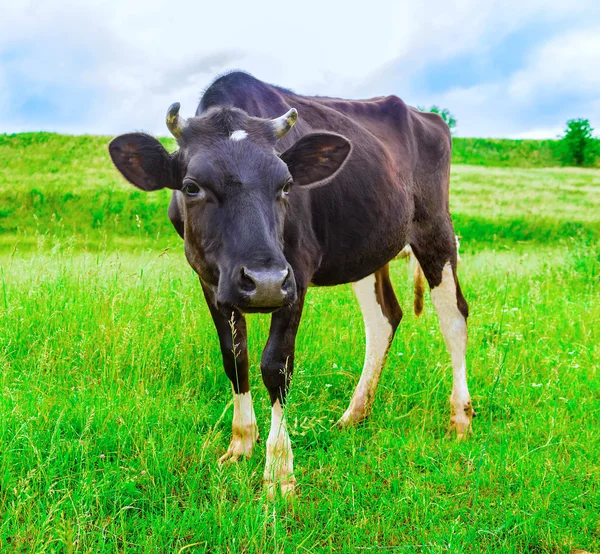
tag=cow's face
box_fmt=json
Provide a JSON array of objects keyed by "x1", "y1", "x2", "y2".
[{"x1": 109, "y1": 105, "x2": 351, "y2": 313}]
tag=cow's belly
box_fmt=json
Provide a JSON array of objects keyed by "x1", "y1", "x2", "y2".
[{"x1": 310, "y1": 208, "x2": 411, "y2": 286}]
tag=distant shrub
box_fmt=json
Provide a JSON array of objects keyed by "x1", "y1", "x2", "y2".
[
  {"x1": 418, "y1": 105, "x2": 457, "y2": 133},
  {"x1": 559, "y1": 118, "x2": 598, "y2": 166}
]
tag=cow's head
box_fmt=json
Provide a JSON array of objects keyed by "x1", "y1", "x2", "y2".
[{"x1": 109, "y1": 104, "x2": 351, "y2": 313}]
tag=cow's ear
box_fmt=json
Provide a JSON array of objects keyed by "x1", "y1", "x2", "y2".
[
  {"x1": 108, "y1": 133, "x2": 181, "y2": 191},
  {"x1": 280, "y1": 133, "x2": 351, "y2": 188}
]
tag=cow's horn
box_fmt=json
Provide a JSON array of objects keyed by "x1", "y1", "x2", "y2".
[
  {"x1": 272, "y1": 108, "x2": 298, "y2": 139},
  {"x1": 166, "y1": 102, "x2": 187, "y2": 139}
]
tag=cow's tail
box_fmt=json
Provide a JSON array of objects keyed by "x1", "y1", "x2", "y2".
[
  {"x1": 403, "y1": 236, "x2": 461, "y2": 317},
  {"x1": 413, "y1": 260, "x2": 425, "y2": 317}
]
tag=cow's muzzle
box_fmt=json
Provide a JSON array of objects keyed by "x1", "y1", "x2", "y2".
[{"x1": 236, "y1": 264, "x2": 296, "y2": 311}]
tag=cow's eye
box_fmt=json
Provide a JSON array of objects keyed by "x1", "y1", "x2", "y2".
[
  {"x1": 183, "y1": 181, "x2": 205, "y2": 198},
  {"x1": 279, "y1": 180, "x2": 293, "y2": 198}
]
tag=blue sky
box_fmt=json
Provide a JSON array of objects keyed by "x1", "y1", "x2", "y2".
[{"x1": 1, "y1": 0, "x2": 599, "y2": 138}]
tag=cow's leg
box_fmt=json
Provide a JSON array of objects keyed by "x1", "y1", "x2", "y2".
[
  {"x1": 202, "y1": 285, "x2": 259, "y2": 463},
  {"x1": 411, "y1": 223, "x2": 474, "y2": 439},
  {"x1": 260, "y1": 294, "x2": 305, "y2": 500},
  {"x1": 338, "y1": 264, "x2": 402, "y2": 428}
]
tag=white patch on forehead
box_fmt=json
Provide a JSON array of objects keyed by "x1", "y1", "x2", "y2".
[{"x1": 230, "y1": 130, "x2": 248, "y2": 141}]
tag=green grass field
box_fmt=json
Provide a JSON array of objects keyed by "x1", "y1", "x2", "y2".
[{"x1": 0, "y1": 134, "x2": 599, "y2": 552}]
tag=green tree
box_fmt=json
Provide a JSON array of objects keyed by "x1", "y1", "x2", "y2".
[
  {"x1": 560, "y1": 118, "x2": 597, "y2": 166},
  {"x1": 418, "y1": 105, "x2": 457, "y2": 133}
]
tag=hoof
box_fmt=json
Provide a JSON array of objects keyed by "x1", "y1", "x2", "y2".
[
  {"x1": 450, "y1": 401, "x2": 474, "y2": 440},
  {"x1": 265, "y1": 475, "x2": 296, "y2": 501},
  {"x1": 218, "y1": 428, "x2": 259, "y2": 465},
  {"x1": 337, "y1": 407, "x2": 369, "y2": 429}
]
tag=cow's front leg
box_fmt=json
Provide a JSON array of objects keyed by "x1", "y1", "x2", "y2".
[
  {"x1": 260, "y1": 294, "x2": 305, "y2": 500},
  {"x1": 202, "y1": 285, "x2": 259, "y2": 463}
]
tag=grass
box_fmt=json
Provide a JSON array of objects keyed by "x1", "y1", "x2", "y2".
[
  {"x1": 1, "y1": 133, "x2": 599, "y2": 251},
  {"x1": 451, "y1": 137, "x2": 600, "y2": 168},
  {"x1": 0, "y1": 133, "x2": 599, "y2": 552},
  {"x1": 0, "y1": 133, "x2": 176, "y2": 251},
  {"x1": 451, "y1": 138, "x2": 560, "y2": 167}
]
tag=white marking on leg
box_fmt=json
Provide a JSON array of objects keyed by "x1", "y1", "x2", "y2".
[
  {"x1": 430, "y1": 262, "x2": 472, "y2": 438},
  {"x1": 455, "y1": 235, "x2": 462, "y2": 263},
  {"x1": 219, "y1": 390, "x2": 258, "y2": 464},
  {"x1": 230, "y1": 129, "x2": 248, "y2": 141},
  {"x1": 264, "y1": 399, "x2": 295, "y2": 499},
  {"x1": 339, "y1": 273, "x2": 393, "y2": 426}
]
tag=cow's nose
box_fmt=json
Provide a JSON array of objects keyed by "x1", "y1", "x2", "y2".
[{"x1": 239, "y1": 266, "x2": 292, "y2": 307}]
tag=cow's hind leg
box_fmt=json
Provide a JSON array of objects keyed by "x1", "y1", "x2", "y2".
[
  {"x1": 338, "y1": 264, "x2": 402, "y2": 428},
  {"x1": 411, "y1": 222, "x2": 474, "y2": 439}
]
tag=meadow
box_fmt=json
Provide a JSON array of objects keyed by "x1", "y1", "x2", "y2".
[{"x1": 0, "y1": 133, "x2": 599, "y2": 552}]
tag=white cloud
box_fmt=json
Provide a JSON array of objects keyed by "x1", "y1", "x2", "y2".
[
  {"x1": 509, "y1": 26, "x2": 600, "y2": 103},
  {"x1": 1, "y1": 0, "x2": 599, "y2": 137},
  {"x1": 509, "y1": 127, "x2": 563, "y2": 140},
  {"x1": 409, "y1": 21, "x2": 600, "y2": 137}
]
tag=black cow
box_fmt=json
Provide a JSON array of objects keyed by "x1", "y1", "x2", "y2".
[{"x1": 109, "y1": 71, "x2": 473, "y2": 499}]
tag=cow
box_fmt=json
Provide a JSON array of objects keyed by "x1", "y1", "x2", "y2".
[{"x1": 108, "y1": 71, "x2": 474, "y2": 500}]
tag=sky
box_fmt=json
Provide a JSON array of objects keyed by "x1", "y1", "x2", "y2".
[{"x1": 1, "y1": 0, "x2": 599, "y2": 138}]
